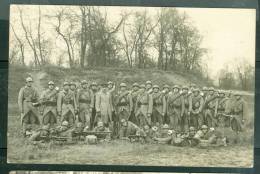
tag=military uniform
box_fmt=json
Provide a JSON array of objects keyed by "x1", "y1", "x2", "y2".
[
  {"x1": 57, "y1": 83, "x2": 77, "y2": 126},
  {"x1": 135, "y1": 89, "x2": 153, "y2": 127},
  {"x1": 218, "y1": 92, "x2": 230, "y2": 128},
  {"x1": 181, "y1": 87, "x2": 191, "y2": 132},
  {"x1": 151, "y1": 85, "x2": 166, "y2": 126},
  {"x1": 90, "y1": 82, "x2": 98, "y2": 129},
  {"x1": 189, "y1": 89, "x2": 204, "y2": 129},
  {"x1": 119, "y1": 120, "x2": 142, "y2": 138},
  {"x1": 40, "y1": 84, "x2": 59, "y2": 126},
  {"x1": 76, "y1": 84, "x2": 94, "y2": 127},
  {"x1": 204, "y1": 89, "x2": 218, "y2": 127},
  {"x1": 18, "y1": 78, "x2": 40, "y2": 134},
  {"x1": 230, "y1": 94, "x2": 244, "y2": 132},
  {"x1": 128, "y1": 83, "x2": 140, "y2": 125},
  {"x1": 167, "y1": 86, "x2": 185, "y2": 132}
]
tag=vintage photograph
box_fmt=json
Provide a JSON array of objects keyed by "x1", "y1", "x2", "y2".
[{"x1": 7, "y1": 5, "x2": 255, "y2": 167}]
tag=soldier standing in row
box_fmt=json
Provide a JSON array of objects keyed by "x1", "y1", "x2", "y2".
[
  {"x1": 145, "y1": 81, "x2": 153, "y2": 94},
  {"x1": 135, "y1": 84, "x2": 153, "y2": 127},
  {"x1": 57, "y1": 82, "x2": 77, "y2": 126},
  {"x1": 231, "y1": 93, "x2": 245, "y2": 133},
  {"x1": 162, "y1": 84, "x2": 170, "y2": 124},
  {"x1": 204, "y1": 87, "x2": 219, "y2": 127},
  {"x1": 189, "y1": 88, "x2": 204, "y2": 129},
  {"x1": 40, "y1": 81, "x2": 59, "y2": 126},
  {"x1": 181, "y1": 86, "x2": 191, "y2": 131},
  {"x1": 167, "y1": 85, "x2": 185, "y2": 132},
  {"x1": 95, "y1": 83, "x2": 113, "y2": 128},
  {"x1": 217, "y1": 90, "x2": 229, "y2": 127},
  {"x1": 151, "y1": 85, "x2": 166, "y2": 127},
  {"x1": 76, "y1": 80, "x2": 94, "y2": 128},
  {"x1": 90, "y1": 82, "x2": 98, "y2": 129},
  {"x1": 129, "y1": 83, "x2": 140, "y2": 125},
  {"x1": 18, "y1": 77, "x2": 41, "y2": 136}
]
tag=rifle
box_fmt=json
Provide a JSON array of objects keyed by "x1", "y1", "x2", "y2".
[
  {"x1": 33, "y1": 88, "x2": 60, "y2": 107},
  {"x1": 75, "y1": 131, "x2": 112, "y2": 140},
  {"x1": 39, "y1": 135, "x2": 69, "y2": 142}
]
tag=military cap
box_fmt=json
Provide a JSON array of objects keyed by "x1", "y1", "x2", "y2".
[
  {"x1": 189, "y1": 126, "x2": 195, "y2": 131},
  {"x1": 108, "y1": 81, "x2": 113, "y2": 85},
  {"x1": 63, "y1": 81, "x2": 69, "y2": 86},
  {"x1": 97, "y1": 121, "x2": 104, "y2": 128},
  {"x1": 182, "y1": 86, "x2": 189, "y2": 90},
  {"x1": 26, "y1": 77, "x2": 33, "y2": 82},
  {"x1": 61, "y1": 121, "x2": 69, "y2": 127},
  {"x1": 81, "y1": 80, "x2": 87, "y2": 85},
  {"x1": 208, "y1": 87, "x2": 215, "y2": 91},
  {"x1": 70, "y1": 82, "x2": 77, "y2": 86},
  {"x1": 193, "y1": 88, "x2": 200, "y2": 92},
  {"x1": 90, "y1": 82, "x2": 97, "y2": 86},
  {"x1": 173, "y1": 85, "x2": 180, "y2": 89},
  {"x1": 201, "y1": 125, "x2": 208, "y2": 129},
  {"x1": 162, "y1": 124, "x2": 169, "y2": 129},
  {"x1": 163, "y1": 84, "x2": 170, "y2": 89},
  {"x1": 132, "y1": 83, "x2": 139, "y2": 87},
  {"x1": 202, "y1": 86, "x2": 208, "y2": 91},
  {"x1": 153, "y1": 85, "x2": 159, "y2": 89},
  {"x1": 48, "y1": 81, "x2": 54, "y2": 85},
  {"x1": 120, "y1": 83, "x2": 127, "y2": 87},
  {"x1": 140, "y1": 84, "x2": 146, "y2": 89},
  {"x1": 146, "y1": 80, "x2": 152, "y2": 85}
]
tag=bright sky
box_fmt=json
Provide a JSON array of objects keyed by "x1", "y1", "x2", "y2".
[{"x1": 10, "y1": 5, "x2": 256, "y2": 79}]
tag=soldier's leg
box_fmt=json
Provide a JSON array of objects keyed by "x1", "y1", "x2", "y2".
[
  {"x1": 42, "y1": 112, "x2": 50, "y2": 125},
  {"x1": 29, "y1": 112, "x2": 39, "y2": 130},
  {"x1": 198, "y1": 112, "x2": 204, "y2": 128},
  {"x1": 22, "y1": 113, "x2": 30, "y2": 136},
  {"x1": 169, "y1": 114, "x2": 174, "y2": 129}
]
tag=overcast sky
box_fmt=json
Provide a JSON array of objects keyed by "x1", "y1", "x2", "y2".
[{"x1": 10, "y1": 5, "x2": 256, "y2": 78}]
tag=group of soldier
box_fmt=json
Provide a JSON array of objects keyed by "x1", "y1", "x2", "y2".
[{"x1": 17, "y1": 76, "x2": 245, "y2": 146}]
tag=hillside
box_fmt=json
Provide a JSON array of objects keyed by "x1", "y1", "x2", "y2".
[{"x1": 8, "y1": 65, "x2": 211, "y2": 103}]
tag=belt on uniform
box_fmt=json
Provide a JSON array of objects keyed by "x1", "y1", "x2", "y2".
[
  {"x1": 44, "y1": 102, "x2": 57, "y2": 106},
  {"x1": 117, "y1": 102, "x2": 128, "y2": 107},
  {"x1": 79, "y1": 99, "x2": 91, "y2": 104}
]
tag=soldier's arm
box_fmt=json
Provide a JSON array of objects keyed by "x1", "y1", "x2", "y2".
[
  {"x1": 57, "y1": 92, "x2": 62, "y2": 114},
  {"x1": 18, "y1": 87, "x2": 24, "y2": 113},
  {"x1": 148, "y1": 94, "x2": 153, "y2": 115},
  {"x1": 162, "y1": 95, "x2": 167, "y2": 115}
]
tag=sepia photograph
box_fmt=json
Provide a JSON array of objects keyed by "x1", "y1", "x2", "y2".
[{"x1": 7, "y1": 5, "x2": 255, "y2": 167}]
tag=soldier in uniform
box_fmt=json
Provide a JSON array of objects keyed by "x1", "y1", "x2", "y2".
[
  {"x1": 189, "y1": 88, "x2": 204, "y2": 129},
  {"x1": 89, "y1": 82, "x2": 98, "y2": 129},
  {"x1": 161, "y1": 84, "x2": 170, "y2": 124},
  {"x1": 92, "y1": 121, "x2": 111, "y2": 141},
  {"x1": 217, "y1": 90, "x2": 230, "y2": 127},
  {"x1": 119, "y1": 119, "x2": 144, "y2": 139},
  {"x1": 181, "y1": 86, "x2": 191, "y2": 131},
  {"x1": 57, "y1": 82, "x2": 77, "y2": 126},
  {"x1": 230, "y1": 92, "x2": 245, "y2": 133},
  {"x1": 115, "y1": 83, "x2": 133, "y2": 121},
  {"x1": 135, "y1": 84, "x2": 153, "y2": 127},
  {"x1": 76, "y1": 80, "x2": 94, "y2": 128},
  {"x1": 40, "y1": 81, "x2": 59, "y2": 126},
  {"x1": 167, "y1": 85, "x2": 185, "y2": 132},
  {"x1": 151, "y1": 85, "x2": 166, "y2": 127},
  {"x1": 95, "y1": 83, "x2": 113, "y2": 128},
  {"x1": 204, "y1": 87, "x2": 219, "y2": 127},
  {"x1": 129, "y1": 83, "x2": 140, "y2": 125},
  {"x1": 201, "y1": 87, "x2": 209, "y2": 100},
  {"x1": 18, "y1": 77, "x2": 41, "y2": 136}
]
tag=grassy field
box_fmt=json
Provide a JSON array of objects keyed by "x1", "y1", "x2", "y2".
[{"x1": 7, "y1": 66, "x2": 254, "y2": 167}]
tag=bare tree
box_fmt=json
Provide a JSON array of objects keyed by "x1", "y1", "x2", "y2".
[{"x1": 10, "y1": 24, "x2": 25, "y2": 65}]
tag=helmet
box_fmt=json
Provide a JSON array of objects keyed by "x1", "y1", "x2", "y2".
[
  {"x1": 201, "y1": 125, "x2": 208, "y2": 129},
  {"x1": 70, "y1": 82, "x2": 77, "y2": 86},
  {"x1": 173, "y1": 85, "x2": 180, "y2": 89},
  {"x1": 144, "y1": 125, "x2": 150, "y2": 130},
  {"x1": 208, "y1": 87, "x2": 215, "y2": 91},
  {"x1": 193, "y1": 88, "x2": 200, "y2": 92},
  {"x1": 120, "y1": 83, "x2": 127, "y2": 87},
  {"x1": 153, "y1": 85, "x2": 159, "y2": 89},
  {"x1": 63, "y1": 81, "x2": 69, "y2": 86},
  {"x1": 26, "y1": 77, "x2": 33, "y2": 82},
  {"x1": 48, "y1": 81, "x2": 54, "y2": 85},
  {"x1": 91, "y1": 82, "x2": 97, "y2": 86},
  {"x1": 81, "y1": 80, "x2": 87, "y2": 85},
  {"x1": 120, "y1": 119, "x2": 126, "y2": 123},
  {"x1": 162, "y1": 124, "x2": 169, "y2": 129},
  {"x1": 108, "y1": 81, "x2": 113, "y2": 85},
  {"x1": 182, "y1": 86, "x2": 189, "y2": 90},
  {"x1": 209, "y1": 127, "x2": 215, "y2": 131},
  {"x1": 61, "y1": 121, "x2": 69, "y2": 127},
  {"x1": 163, "y1": 84, "x2": 170, "y2": 89},
  {"x1": 97, "y1": 121, "x2": 104, "y2": 128},
  {"x1": 140, "y1": 84, "x2": 146, "y2": 89},
  {"x1": 132, "y1": 83, "x2": 139, "y2": 87},
  {"x1": 189, "y1": 126, "x2": 195, "y2": 131},
  {"x1": 146, "y1": 81, "x2": 152, "y2": 85},
  {"x1": 202, "y1": 86, "x2": 208, "y2": 91}
]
